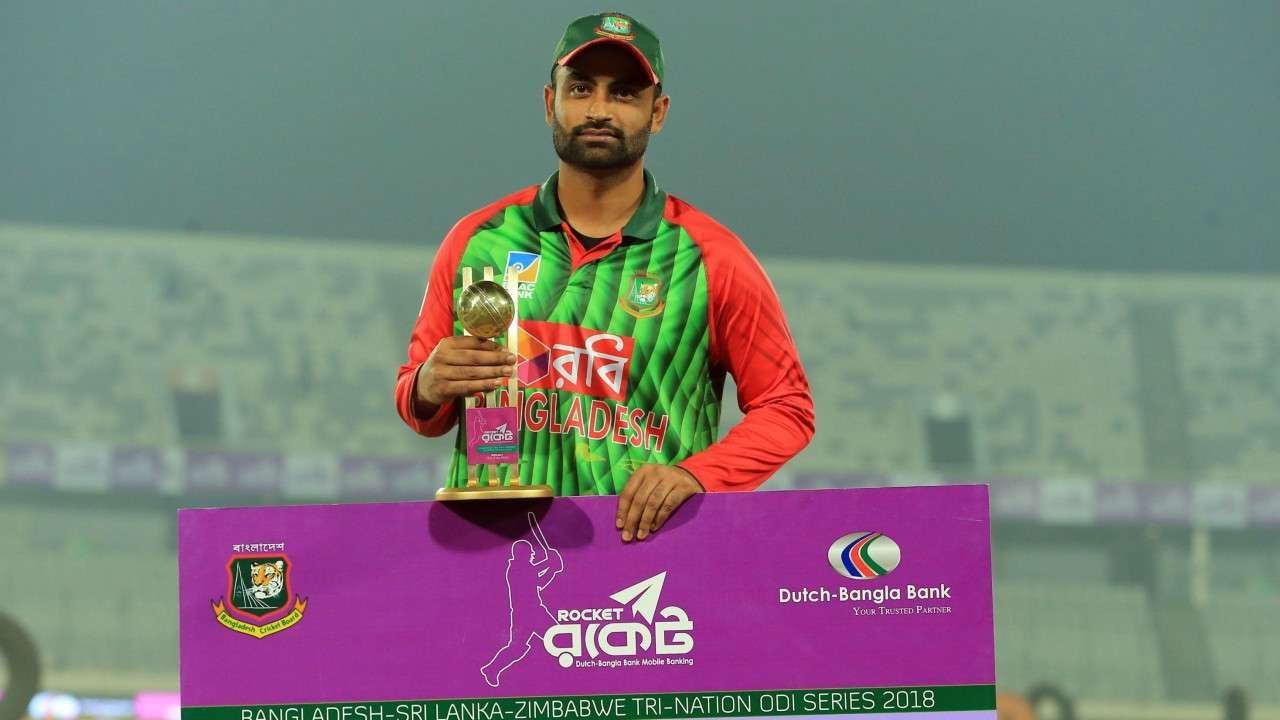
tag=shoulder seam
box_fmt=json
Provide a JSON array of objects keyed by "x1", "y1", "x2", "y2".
[
  {"x1": 447, "y1": 184, "x2": 540, "y2": 241},
  {"x1": 663, "y1": 194, "x2": 743, "y2": 249}
]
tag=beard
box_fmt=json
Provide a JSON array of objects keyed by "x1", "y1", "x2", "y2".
[{"x1": 552, "y1": 116, "x2": 651, "y2": 171}]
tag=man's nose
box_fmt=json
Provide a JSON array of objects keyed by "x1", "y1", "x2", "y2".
[{"x1": 585, "y1": 89, "x2": 613, "y2": 122}]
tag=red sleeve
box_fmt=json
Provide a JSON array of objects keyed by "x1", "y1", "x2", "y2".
[
  {"x1": 394, "y1": 186, "x2": 538, "y2": 437},
  {"x1": 668, "y1": 199, "x2": 816, "y2": 492}
]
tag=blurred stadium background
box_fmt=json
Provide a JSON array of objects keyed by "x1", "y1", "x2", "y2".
[{"x1": 1, "y1": 2, "x2": 1276, "y2": 720}]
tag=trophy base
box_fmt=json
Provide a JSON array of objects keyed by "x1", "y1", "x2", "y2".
[{"x1": 435, "y1": 484, "x2": 555, "y2": 501}]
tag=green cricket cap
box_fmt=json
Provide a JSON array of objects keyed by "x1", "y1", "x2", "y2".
[{"x1": 552, "y1": 12, "x2": 665, "y2": 87}]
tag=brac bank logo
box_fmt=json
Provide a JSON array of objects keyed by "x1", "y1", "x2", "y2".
[
  {"x1": 506, "y1": 251, "x2": 541, "y2": 300},
  {"x1": 828, "y1": 532, "x2": 902, "y2": 579}
]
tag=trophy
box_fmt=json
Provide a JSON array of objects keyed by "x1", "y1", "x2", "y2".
[{"x1": 435, "y1": 266, "x2": 553, "y2": 501}]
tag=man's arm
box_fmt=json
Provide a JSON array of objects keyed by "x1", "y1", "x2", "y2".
[
  {"x1": 394, "y1": 233, "x2": 467, "y2": 437},
  {"x1": 394, "y1": 187, "x2": 539, "y2": 437},
  {"x1": 673, "y1": 210, "x2": 815, "y2": 492},
  {"x1": 615, "y1": 203, "x2": 815, "y2": 541}
]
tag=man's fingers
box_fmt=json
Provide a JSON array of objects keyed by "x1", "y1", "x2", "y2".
[
  {"x1": 447, "y1": 336, "x2": 503, "y2": 351},
  {"x1": 616, "y1": 466, "x2": 643, "y2": 528},
  {"x1": 650, "y1": 486, "x2": 692, "y2": 534},
  {"x1": 635, "y1": 482, "x2": 675, "y2": 541},
  {"x1": 619, "y1": 468, "x2": 657, "y2": 542},
  {"x1": 440, "y1": 348, "x2": 517, "y2": 366},
  {"x1": 441, "y1": 378, "x2": 507, "y2": 397},
  {"x1": 435, "y1": 363, "x2": 513, "y2": 380}
]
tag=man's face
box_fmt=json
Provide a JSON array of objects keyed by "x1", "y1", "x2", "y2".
[{"x1": 544, "y1": 44, "x2": 669, "y2": 171}]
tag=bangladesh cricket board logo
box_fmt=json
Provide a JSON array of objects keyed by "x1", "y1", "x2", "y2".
[
  {"x1": 596, "y1": 15, "x2": 635, "y2": 39},
  {"x1": 212, "y1": 554, "x2": 308, "y2": 638},
  {"x1": 619, "y1": 272, "x2": 664, "y2": 319}
]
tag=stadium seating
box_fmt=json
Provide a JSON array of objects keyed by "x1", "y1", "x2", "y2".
[
  {"x1": 1172, "y1": 284, "x2": 1280, "y2": 482},
  {"x1": 1204, "y1": 591, "x2": 1280, "y2": 705},
  {"x1": 2, "y1": 224, "x2": 1279, "y2": 704},
  {"x1": 0, "y1": 504, "x2": 178, "y2": 674},
  {"x1": 995, "y1": 582, "x2": 1165, "y2": 701},
  {"x1": 5, "y1": 222, "x2": 1277, "y2": 482}
]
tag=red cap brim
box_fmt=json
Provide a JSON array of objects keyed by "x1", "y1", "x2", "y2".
[{"x1": 557, "y1": 37, "x2": 659, "y2": 86}]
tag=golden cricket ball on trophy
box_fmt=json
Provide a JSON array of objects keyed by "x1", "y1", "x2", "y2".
[{"x1": 456, "y1": 280, "x2": 515, "y2": 339}]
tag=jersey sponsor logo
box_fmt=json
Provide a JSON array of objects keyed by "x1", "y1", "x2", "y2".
[
  {"x1": 505, "y1": 251, "x2": 541, "y2": 299},
  {"x1": 515, "y1": 326, "x2": 552, "y2": 386},
  {"x1": 517, "y1": 321, "x2": 634, "y2": 401},
  {"x1": 619, "y1": 271, "x2": 665, "y2": 319}
]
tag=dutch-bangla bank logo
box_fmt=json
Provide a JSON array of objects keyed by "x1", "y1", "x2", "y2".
[{"x1": 828, "y1": 532, "x2": 902, "y2": 579}]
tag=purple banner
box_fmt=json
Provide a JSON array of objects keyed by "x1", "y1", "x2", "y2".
[{"x1": 179, "y1": 486, "x2": 995, "y2": 709}]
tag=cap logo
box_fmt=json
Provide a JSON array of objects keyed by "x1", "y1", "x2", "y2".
[{"x1": 596, "y1": 15, "x2": 635, "y2": 39}]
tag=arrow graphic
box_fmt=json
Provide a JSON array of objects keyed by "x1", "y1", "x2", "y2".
[{"x1": 609, "y1": 572, "x2": 667, "y2": 623}]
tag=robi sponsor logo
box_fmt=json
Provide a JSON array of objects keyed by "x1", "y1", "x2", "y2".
[
  {"x1": 517, "y1": 321, "x2": 635, "y2": 401},
  {"x1": 504, "y1": 320, "x2": 668, "y2": 451}
]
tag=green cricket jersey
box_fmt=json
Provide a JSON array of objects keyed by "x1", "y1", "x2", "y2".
[{"x1": 395, "y1": 170, "x2": 813, "y2": 495}]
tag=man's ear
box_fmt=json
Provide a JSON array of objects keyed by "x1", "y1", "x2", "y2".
[
  {"x1": 649, "y1": 93, "x2": 671, "y2": 135},
  {"x1": 543, "y1": 83, "x2": 555, "y2": 127}
]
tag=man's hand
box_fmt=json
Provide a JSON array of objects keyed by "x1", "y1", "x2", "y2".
[
  {"x1": 616, "y1": 464, "x2": 704, "y2": 542},
  {"x1": 414, "y1": 336, "x2": 516, "y2": 414}
]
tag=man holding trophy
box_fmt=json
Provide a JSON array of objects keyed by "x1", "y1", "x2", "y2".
[{"x1": 394, "y1": 12, "x2": 815, "y2": 541}]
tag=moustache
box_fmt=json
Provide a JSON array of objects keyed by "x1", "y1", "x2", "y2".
[{"x1": 575, "y1": 124, "x2": 622, "y2": 138}]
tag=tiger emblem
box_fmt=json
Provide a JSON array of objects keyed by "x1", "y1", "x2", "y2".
[
  {"x1": 215, "y1": 554, "x2": 306, "y2": 636},
  {"x1": 250, "y1": 560, "x2": 285, "y2": 600}
]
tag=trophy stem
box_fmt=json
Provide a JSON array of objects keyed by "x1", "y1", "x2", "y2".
[
  {"x1": 458, "y1": 267, "x2": 481, "y2": 488},
  {"x1": 505, "y1": 270, "x2": 523, "y2": 486},
  {"x1": 481, "y1": 266, "x2": 499, "y2": 487}
]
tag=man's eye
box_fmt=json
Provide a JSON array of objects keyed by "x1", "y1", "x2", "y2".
[
  {"x1": 614, "y1": 88, "x2": 636, "y2": 100},
  {"x1": 570, "y1": 84, "x2": 589, "y2": 94}
]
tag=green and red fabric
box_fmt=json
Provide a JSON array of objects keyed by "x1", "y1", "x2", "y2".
[{"x1": 395, "y1": 171, "x2": 814, "y2": 495}]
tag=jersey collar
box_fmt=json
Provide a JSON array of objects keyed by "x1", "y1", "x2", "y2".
[{"x1": 531, "y1": 169, "x2": 667, "y2": 241}]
